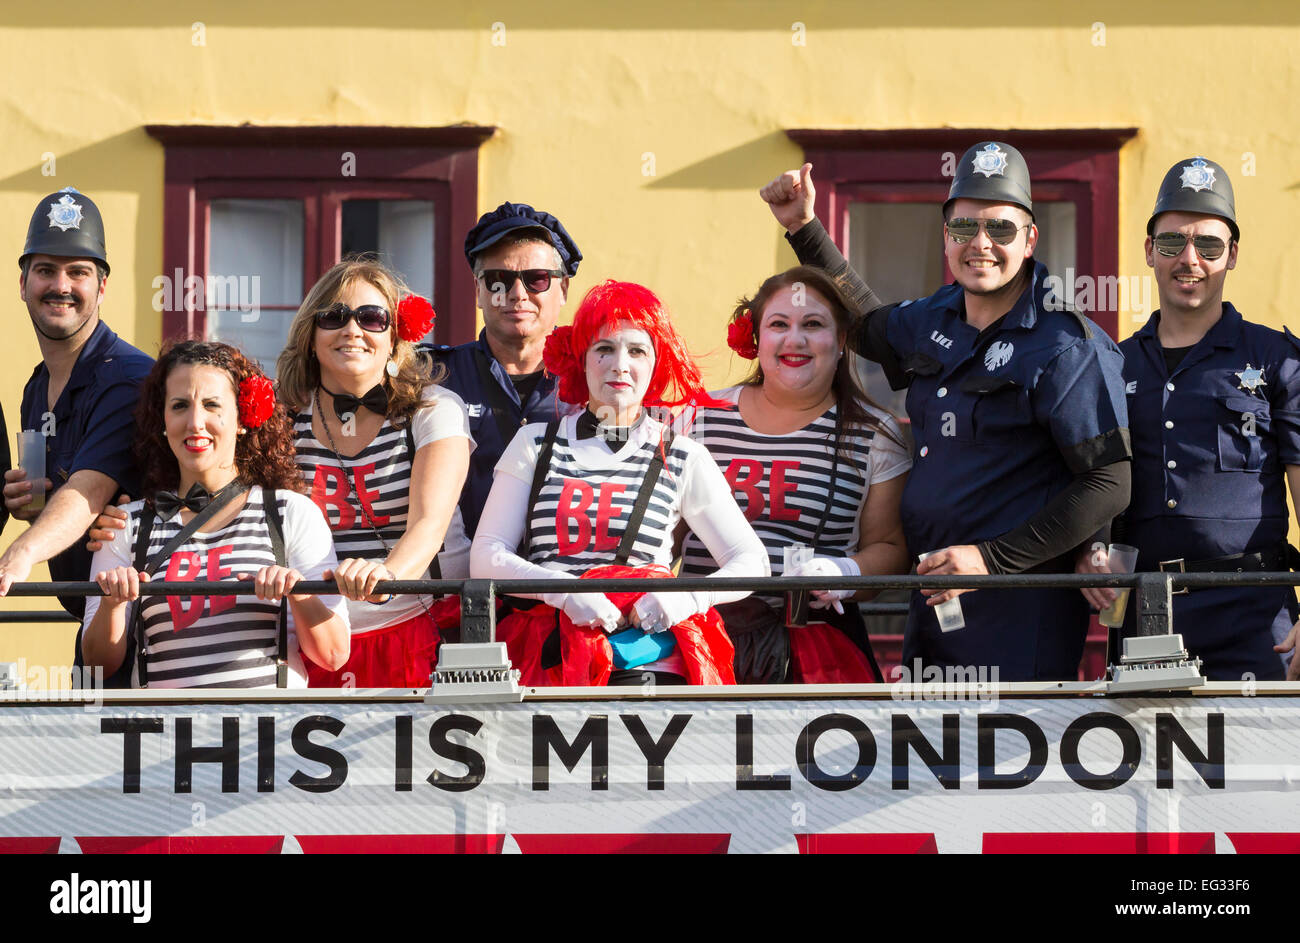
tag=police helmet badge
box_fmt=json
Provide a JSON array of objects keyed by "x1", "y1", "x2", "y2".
[
  {"x1": 1179, "y1": 157, "x2": 1216, "y2": 193},
  {"x1": 46, "y1": 191, "x2": 84, "y2": 232},
  {"x1": 972, "y1": 144, "x2": 1009, "y2": 178},
  {"x1": 1235, "y1": 364, "x2": 1267, "y2": 394}
]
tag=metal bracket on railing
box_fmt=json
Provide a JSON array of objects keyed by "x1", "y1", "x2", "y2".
[
  {"x1": 426, "y1": 643, "x2": 522, "y2": 703},
  {"x1": 1108, "y1": 572, "x2": 1204, "y2": 694},
  {"x1": 459, "y1": 579, "x2": 498, "y2": 644}
]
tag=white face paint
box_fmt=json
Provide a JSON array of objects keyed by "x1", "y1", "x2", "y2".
[{"x1": 584, "y1": 322, "x2": 655, "y2": 426}]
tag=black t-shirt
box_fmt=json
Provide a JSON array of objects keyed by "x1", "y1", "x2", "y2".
[
  {"x1": 1162, "y1": 344, "x2": 1195, "y2": 373},
  {"x1": 509, "y1": 370, "x2": 544, "y2": 404}
]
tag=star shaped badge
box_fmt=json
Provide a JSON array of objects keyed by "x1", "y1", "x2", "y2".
[
  {"x1": 46, "y1": 193, "x2": 84, "y2": 232},
  {"x1": 972, "y1": 143, "x2": 1008, "y2": 178},
  {"x1": 1179, "y1": 157, "x2": 1216, "y2": 193},
  {"x1": 1235, "y1": 363, "x2": 1266, "y2": 394}
]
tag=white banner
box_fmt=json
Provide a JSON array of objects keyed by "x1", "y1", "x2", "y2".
[{"x1": 1, "y1": 696, "x2": 1298, "y2": 853}]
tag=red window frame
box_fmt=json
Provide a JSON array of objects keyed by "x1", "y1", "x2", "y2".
[
  {"x1": 785, "y1": 128, "x2": 1137, "y2": 339},
  {"x1": 145, "y1": 124, "x2": 496, "y2": 345}
]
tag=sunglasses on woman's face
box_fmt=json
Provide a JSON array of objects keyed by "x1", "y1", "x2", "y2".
[
  {"x1": 478, "y1": 268, "x2": 565, "y2": 293},
  {"x1": 313, "y1": 303, "x2": 391, "y2": 333},
  {"x1": 1152, "y1": 232, "x2": 1230, "y2": 261},
  {"x1": 945, "y1": 217, "x2": 1030, "y2": 246}
]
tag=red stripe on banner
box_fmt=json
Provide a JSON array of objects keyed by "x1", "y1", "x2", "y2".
[
  {"x1": 76, "y1": 836, "x2": 286, "y2": 854},
  {"x1": 0, "y1": 837, "x2": 61, "y2": 854},
  {"x1": 796, "y1": 833, "x2": 938, "y2": 854},
  {"x1": 512, "y1": 833, "x2": 731, "y2": 854},
  {"x1": 294, "y1": 835, "x2": 505, "y2": 854},
  {"x1": 983, "y1": 832, "x2": 1215, "y2": 854},
  {"x1": 1226, "y1": 832, "x2": 1300, "y2": 854}
]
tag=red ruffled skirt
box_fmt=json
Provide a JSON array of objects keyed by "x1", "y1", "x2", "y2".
[
  {"x1": 495, "y1": 565, "x2": 736, "y2": 687},
  {"x1": 305, "y1": 609, "x2": 442, "y2": 688}
]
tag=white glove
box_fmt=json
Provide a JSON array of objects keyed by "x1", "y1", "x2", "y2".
[
  {"x1": 543, "y1": 591, "x2": 623, "y2": 633},
  {"x1": 786, "y1": 556, "x2": 859, "y2": 613},
  {"x1": 632, "y1": 591, "x2": 704, "y2": 634}
]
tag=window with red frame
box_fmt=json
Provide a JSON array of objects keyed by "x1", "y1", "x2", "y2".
[{"x1": 146, "y1": 125, "x2": 494, "y2": 375}]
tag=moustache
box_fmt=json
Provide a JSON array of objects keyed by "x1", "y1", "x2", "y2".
[{"x1": 41, "y1": 293, "x2": 80, "y2": 305}]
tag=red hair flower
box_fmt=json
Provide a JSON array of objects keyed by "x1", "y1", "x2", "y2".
[
  {"x1": 727, "y1": 308, "x2": 758, "y2": 359},
  {"x1": 396, "y1": 294, "x2": 436, "y2": 342},
  {"x1": 238, "y1": 375, "x2": 275, "y2": 428}
]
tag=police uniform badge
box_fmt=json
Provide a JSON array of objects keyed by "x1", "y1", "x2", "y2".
[
  {"x1": 46, "y1": 191, "x2": 84, "y2": 232},
  {"x1": 1179, "y1": 157, "x2": 1216, "y2": 193},
  {"x1": 1235, "y1": 363, "x2": 1266, "y2": 394},
  {"x1": 985, "y1": 341, "x2": 1014, "y2": 371},
  {"x1": 972, "y1": 144, "x2": 1009, "y2": 178}
]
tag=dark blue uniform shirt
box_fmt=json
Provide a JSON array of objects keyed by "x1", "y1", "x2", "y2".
[
  {"x1": 870, "y1": 262, "x2": 1130, "y2": 680},
  {"x1": 20, "y1": 320, "x2": 153, "y2": 615},
  {"x1": 427, "y1": 330, "x2": 558, "y2": 538},
  {"x1": 1121, "y1": 303, "x2": 1300, "y2": 680}
]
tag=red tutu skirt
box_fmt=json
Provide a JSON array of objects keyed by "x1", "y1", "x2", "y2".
[{"x1": 495, "y1": 564, "x2": 736, "y2": 687}]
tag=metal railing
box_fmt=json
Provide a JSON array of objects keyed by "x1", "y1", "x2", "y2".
[{"x1": 5, "y1": 570, "x2": 1297, "y2": 641}]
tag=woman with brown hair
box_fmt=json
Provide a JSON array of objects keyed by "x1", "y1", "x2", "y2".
[
  {"x1": 678, "y1": 265, "x2": 911, "y2": 684},
  {"x1": 276, "y1": 257, "x2": 472, "y2": 687},
  {"x1": 82, "y1": 340, "x2": 349, "y2": 688}
]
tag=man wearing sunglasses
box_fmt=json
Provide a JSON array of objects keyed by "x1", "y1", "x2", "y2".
[
  {"x1": 426, "y1": 201, "x2": 581, "y2": 538},
  {"x1": 761, "y1": 143, "x2": 1131, "y2": 682},
  {"x1": 1080, "y1": 156, "x2": 1300, "y2": 681}
]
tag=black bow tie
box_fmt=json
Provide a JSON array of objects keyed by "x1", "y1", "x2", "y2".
[
  {"x1": 154, "y1": 483, "x2": 226, "y2": 520},
  {"x1": 576, "y1": 409, "x2": 632, "y2": 445},
  {"x1": 323, "y1": 384, "x2": 388, "y2": 418}
]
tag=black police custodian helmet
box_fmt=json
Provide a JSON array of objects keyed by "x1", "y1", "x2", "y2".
[
  {"x1": 1146, "y1": 156, "x2": 1238, "y2": 241},
  {"x1": 944, "y1": 142, "x2": 1034, "y2": 219},
  {"x1": 19, "y1": 187, "x2": 109, "y2": 274}
]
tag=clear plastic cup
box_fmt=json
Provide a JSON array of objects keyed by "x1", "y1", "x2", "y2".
[
  {"x1": 16, "y1": 430, "x2": 45, "y2": 513},
  {"x1": 918, "y1": 550, "x2": 965, "y2": 632},
  {"x1": 1098, "y1": 543, "x2": 1140, "y2": 628}
]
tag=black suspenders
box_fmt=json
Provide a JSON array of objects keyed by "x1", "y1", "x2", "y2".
[
  {"x1": 522, "y1": 419, "x2": 672, "y2": 565},
  {"x1": 131, "y1": 485, "x2": 289, "y2": 688}
]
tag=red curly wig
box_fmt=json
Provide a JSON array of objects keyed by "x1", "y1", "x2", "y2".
[
  {"x1": 135, "y1": 339, "x2": 305, "y2": 504},
  {"x1": 543, "y1": 280, "x2": 725, "y2": 411}
]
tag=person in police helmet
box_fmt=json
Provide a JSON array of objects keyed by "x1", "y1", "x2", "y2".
[
  {"x1": 0, "y1": 188, "x2": 153, "y2": 642},
  {"x1": 759, "y1": 145, "x2": 1131, "y2": 681},
  {"x1": 1078, "y1": 156, "x2": 1300, "y2": 681}
]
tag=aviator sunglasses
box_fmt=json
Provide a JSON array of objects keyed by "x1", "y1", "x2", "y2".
[
  {"x1": 1152, "y1": 232, "x2": 1230, "y2": 261},
  {"x1": 313, "y1": 302, "x2": 392, "y2": 333},
  {"x1": 945, "y1": 217, "x2": 1031, "y2": 246},
  {"x1": 479, "y1": 268, "x2": 566, "y2": 293}
]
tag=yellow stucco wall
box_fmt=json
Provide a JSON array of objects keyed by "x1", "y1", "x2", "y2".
[{"x1": 1, "y1": 1, "x2": 1297, "y2": 680}]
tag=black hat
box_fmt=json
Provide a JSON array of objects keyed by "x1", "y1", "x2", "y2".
[
  {"x1": 944, "y1": 142, "x2": 1034, "y2": 219},
  {"x1": 19, "y1": 187, "x2": 109, "y2": 274},
  {"x1": 1146, "y1": 156, "x2": 1238, "y2": 240},
  {"x1": 464, "y1": 201, "x2": 581, "y2": 276}
]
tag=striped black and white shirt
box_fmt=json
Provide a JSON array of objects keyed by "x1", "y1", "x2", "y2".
[
  {"x1": 485, "y1": 412, "x2": 754, "y2": 575},
  {"x1": 679, "y1": 387, "x2": 910, "y2": 592},
  {"x1": 83, "y1": 489, "x2": 347, "y2": 689},
  {"x1": 294, "y1": 386, "x2": 474, "y2": 634}
]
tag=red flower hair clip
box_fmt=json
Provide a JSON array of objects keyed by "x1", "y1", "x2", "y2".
[
  {"x1": 238, "y1": 375, "x2": 275, "y2": 428},
  {"x1": 727, "y1": 308, "x2": 758, "y2": 359},
  {"x1": 396, "y1": 294, "x2": 436, "y2": 342}
]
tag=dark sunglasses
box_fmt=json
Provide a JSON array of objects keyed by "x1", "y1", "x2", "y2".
[
  {"x1": 1152, "y1": 232, "x2": 1230, "y2": 261},
  {"x1": 946, "y1": 217, "x2": 1030, "y2": 246},
  {"x1": 313, "y1": 303, "x2": 391, "y2": 333},
  {"x1": 479, "y1": 268, "x2": 565, "y2": 293}
]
